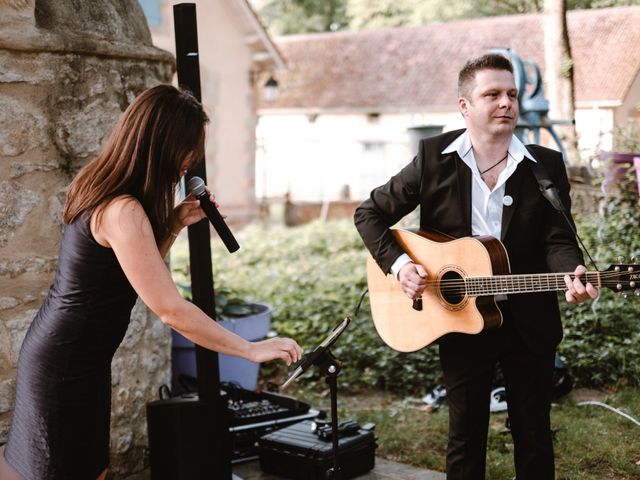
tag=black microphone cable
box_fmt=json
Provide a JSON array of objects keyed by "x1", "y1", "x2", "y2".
[{"x1": 354, "y1": 288, "x2": 368, "y2": 317}]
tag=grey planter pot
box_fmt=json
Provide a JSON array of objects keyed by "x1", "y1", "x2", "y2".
[
  {"x1": 171, "y1": 303, "x2": 272, "y2": 392},
  {"x1": 218, "y1": 303, "x2": 272, "y2": 390}
]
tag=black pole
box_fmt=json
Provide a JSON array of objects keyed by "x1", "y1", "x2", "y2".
[
  {"x1": 317, "y1": 350, "x2": 342, "y2": 480},
  {"x1": 173, "y1": 4, "x2": 232, "y2": 479},
  {"x1": 327, "y1": 373, "x2": 341, "y2": 480}
]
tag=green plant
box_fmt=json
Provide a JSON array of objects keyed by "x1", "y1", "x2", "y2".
[
  {"x1": 558, "y1": 155, "x2": 640, "y2": 388},
  {"x1": 170, "y1": 220, "x2": 442, "y2": 393},
  {"x1": 170, "y1": 248, "x2": 263, "y2": 319},
  {"x1": 611, "y1": 121, "x2": 640, "y2": 153},
  {"x1": 169, "y1": 205, "x2": 639, "y2": 392}
]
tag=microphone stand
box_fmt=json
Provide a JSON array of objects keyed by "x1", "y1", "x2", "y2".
[
  {"x1": 313, "y1": 348, "x2": 343, "y2": 480},
  {"x1": 281, "y1": 316, "x2": 351, "y2": 479}
]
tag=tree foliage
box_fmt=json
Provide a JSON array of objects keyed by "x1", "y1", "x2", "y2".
[
  {"x1": 251, "y1": 0, "x2": 640, "y2": 35},
  {"x1": 347, "y1": 0, "x2": 479, "y2": 30},
  {"x1": 252, "y1": 0, "x2": 349, "y2": 35}
]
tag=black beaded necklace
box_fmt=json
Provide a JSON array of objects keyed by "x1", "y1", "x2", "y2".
[{"x1": 479, "y1": 152, "x2": 509, "y2": 176}]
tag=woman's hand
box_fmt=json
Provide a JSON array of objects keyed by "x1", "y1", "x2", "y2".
[
  {"x1": 248, "y1": 337, "x2": 304, "y2": 366},
  {"x1": 171, "y1": 190, "x2": 221, "y2": 234}
]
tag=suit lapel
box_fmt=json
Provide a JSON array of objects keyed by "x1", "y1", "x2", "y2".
[{"x1": 501, "y1": 162, "x2": 527, "y2": 240}]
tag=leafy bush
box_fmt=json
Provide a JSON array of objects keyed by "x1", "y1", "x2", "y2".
[
  {"x1": 558, "y1": 165, "x2": 640, "y2": 388},
  {"x1": 170, "y1": 220, "x2": 441, "y2": 393},
  {"x1": 171, "y1": 250, "x2": 264, "y2": 319},
  {"x1": 170, "y1": 167, "x2": 639, "y2": 392}
]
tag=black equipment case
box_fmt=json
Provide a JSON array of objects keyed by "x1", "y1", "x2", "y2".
[
  {"x1": 147, "y1": 386, "x2": 320, "y2": 474},
  {"x1": 258, "y1": 420, "x2": 377, "y2": 480},
  {"x1": 224, "y1": 386, "x2": 320, "y2": 463}
]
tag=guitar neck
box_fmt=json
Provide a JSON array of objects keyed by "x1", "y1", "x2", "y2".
[{"x1": 465, "y1": 272, "x2": 601, "y2": 296}]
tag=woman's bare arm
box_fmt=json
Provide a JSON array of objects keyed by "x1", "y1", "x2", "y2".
[{"x1": 92, "y1": 197, "x2": 302, "y2": 364}]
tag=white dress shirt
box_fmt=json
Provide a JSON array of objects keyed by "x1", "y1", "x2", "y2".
[{"x1": 390, "y1": 131, "x2": 537, "y2": 277}]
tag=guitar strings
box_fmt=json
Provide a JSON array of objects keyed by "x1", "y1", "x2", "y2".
[
  {"x1": 418, "y1": 271, "x2": 629, "y2": 294},
  {"x1": 421, "y1": 271, "x2": 626, "y2": 286}
]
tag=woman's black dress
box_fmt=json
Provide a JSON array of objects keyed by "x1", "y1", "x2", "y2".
[{"x1": 4, "y1": 213, "x2": 138, "y2": 479}]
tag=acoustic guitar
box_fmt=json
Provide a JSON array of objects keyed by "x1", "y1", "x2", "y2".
[{"x1": 366, "y1": 229, "x2": 638, "y2": 352}]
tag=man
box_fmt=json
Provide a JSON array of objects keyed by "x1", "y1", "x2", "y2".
[{"x1": 354, "y1": 53, "x2": 597, "y2": 479}]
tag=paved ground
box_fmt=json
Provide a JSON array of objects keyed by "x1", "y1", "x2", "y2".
[
  {"x1": 126, "y1": 458, "x2": 445, "y2": 479},
  {"x1": 232, "y1": 458, "x2": 446, "y2": 480}
]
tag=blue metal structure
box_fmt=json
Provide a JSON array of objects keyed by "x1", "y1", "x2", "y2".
[{"x1": 493, "y1": 48, "x2": 571, "y2": 162}]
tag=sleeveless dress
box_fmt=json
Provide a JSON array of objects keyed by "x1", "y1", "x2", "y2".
[{"x1": 4, "y1": 213, "x2": 138, "y2": 479}]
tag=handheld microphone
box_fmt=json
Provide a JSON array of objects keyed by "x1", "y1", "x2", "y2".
[{"x1": 186, "y1": 176, "x2": 240, "y2": 253}]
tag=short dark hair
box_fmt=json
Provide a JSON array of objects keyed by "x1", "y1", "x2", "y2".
[{"x1": 458, "y1": 53, "x2": 514, "y2": 98}]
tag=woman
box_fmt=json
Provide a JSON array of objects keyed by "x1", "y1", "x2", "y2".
[{"x1": 0, "y1": 85, "x2": 303, "y2": 480}]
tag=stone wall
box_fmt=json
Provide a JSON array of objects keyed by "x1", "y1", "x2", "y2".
[{"x1": 0, "y1": 1, "x2": 174, "y2": 477}]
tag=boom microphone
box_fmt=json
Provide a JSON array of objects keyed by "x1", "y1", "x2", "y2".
[{"x1": 186, "y1": 176, "x2": 240, "y2": 253}]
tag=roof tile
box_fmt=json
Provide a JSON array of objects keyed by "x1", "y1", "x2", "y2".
[{"x1": 260, "y1": 6, "x2": 640, "y2": 111}]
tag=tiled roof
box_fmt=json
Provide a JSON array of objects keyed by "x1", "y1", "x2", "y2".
[{"x1": 260, "y1": 6, "x2": 640, "y2": 111}]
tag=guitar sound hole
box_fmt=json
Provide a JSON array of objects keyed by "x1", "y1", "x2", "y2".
[{"x1": 440, "y1": 270, "x2": 465, "y2": 305}]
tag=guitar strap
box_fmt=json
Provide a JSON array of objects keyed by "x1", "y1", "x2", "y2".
[{"x1": 525, "y1": 149, "x2": 566, "y2": 213}]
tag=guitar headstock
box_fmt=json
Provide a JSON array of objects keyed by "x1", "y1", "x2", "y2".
[{"x1": 601, "y1": 261, "x2": 640, "y2": 297}]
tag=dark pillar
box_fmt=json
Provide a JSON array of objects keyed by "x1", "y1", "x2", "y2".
[{"x1": 174, "y1": 3, "x2": 232, "y2": 478}]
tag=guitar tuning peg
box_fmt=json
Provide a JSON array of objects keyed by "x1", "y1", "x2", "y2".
[
  {"x1": 635, "y1": 289, "x2": 640, "y2": 297},
  {"x1": 617, "y1": 256, "x2": 625, "y2": 263},
  {"x1": 631, "y1": 256, "x2": 638, "y2": 264},
  {"x1": 622, "y1": 292, "x2": 629, "y2": 299}
]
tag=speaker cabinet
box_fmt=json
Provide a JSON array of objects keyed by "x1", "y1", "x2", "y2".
[{"x1": 146, "y1": 394, "x2": 229, "y2": 480}]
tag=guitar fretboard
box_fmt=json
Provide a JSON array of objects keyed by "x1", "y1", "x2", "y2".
[{"x1": 463, "y1": 272, "x2": 601, "y2": 296}]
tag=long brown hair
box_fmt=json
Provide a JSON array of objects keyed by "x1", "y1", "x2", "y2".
[{"x1": 63, "y1": 84, "x2": 209, "y2": 241}]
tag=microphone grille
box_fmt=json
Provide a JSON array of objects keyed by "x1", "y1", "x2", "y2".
[{"x1": 186, "y1": 176, "x2": 206, "y2": 196}]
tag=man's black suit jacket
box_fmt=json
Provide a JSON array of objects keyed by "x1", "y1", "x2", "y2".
[{"x1": 354, "y1": 129, "x2": 584, "y2": 353}]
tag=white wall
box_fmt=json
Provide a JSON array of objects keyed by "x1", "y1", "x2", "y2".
[
  {"x1": 150, "y1": 0, "x2": 260, "y2": 222},
  {"x1": 575, "y1": 106, "x2": 615, "y2": 158},
  {"x1": 256, "y1": 111, "x2": 462, "y2": 202},
  {"x1": 257, "y1": 105, "x2": 626, "y2": 202}
]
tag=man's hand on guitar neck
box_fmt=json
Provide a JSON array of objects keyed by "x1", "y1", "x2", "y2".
[
  {"x1": 398, "y1": 262, "x2": 429, "y2": 300},
  {"x1": 564, "y1": 265, "x2": 599, "y2": 304}
]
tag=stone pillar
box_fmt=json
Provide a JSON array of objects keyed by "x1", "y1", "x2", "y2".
[{"x1": 0, "y1": 1, "x2": 174, "y2": 477}]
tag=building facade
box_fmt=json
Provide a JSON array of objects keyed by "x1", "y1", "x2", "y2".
[
  {"x1": 257, "y1": 7, "x2": 640, "y2": 202},
  {"x1": 145, "y1": 0, "x2": 285, "y2": 224}
]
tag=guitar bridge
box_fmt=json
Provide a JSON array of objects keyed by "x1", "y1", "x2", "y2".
[{"x1": 412, "y1": 298, "x2": 423, "y2": 311}]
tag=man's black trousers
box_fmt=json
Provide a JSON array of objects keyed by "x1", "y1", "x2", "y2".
[{"x1": 438, "y1": 301, "x2": 556, "y2": 480}]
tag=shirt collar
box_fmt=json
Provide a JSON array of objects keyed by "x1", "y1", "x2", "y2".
[{"x1": 441, "y1": 130, "x2": 537, "y2": 163}]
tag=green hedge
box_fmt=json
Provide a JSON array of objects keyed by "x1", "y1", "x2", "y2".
[
  {"x1": 558, "y1": 168, "x2": 640, "y2": 388},
  {"x1": 171, "y1": 220, "x2": 441, "y2": 392},
  {"x1": 170, "y1": 171, "x2": 639, "y2": 392}
]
